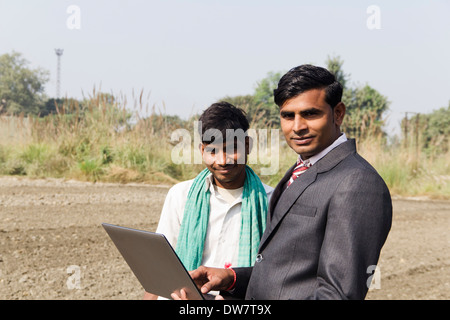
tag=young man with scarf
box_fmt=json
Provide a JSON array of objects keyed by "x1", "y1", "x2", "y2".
[{"x1": 144, "y1": 102, "x2": 273, "y2": 299}]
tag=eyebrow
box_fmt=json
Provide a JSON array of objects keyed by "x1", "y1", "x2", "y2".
[
  {"x1": 280, "y1": 108, "x2": 322, "y2": 117},
  {"x1": 280, "y1": 110, "x2": 295, "y2": 117},
  {"x1": 300, "y1": 108, "x2": 322, "y2": 115},
  {"x1": 203, "y1": 140, "x2": 243, "y2": 150}
]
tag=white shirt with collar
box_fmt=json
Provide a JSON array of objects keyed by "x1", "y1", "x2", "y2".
[{"x1": 156, "y1": 173, "x2": 274, "y2": 269}]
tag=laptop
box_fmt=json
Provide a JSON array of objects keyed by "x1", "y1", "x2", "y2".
[{"x1": 102, "y1": 223, "x2": 212, "y2": 300}]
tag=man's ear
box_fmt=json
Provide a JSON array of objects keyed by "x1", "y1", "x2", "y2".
[
  {"x1": 334, "y1": 102, "x2": 346, "y2": 126},
  {"x1": 199, "y1": 143, "x2": 205, "y2": 155}
]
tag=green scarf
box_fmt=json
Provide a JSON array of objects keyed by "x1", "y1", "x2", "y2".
[{"x1": 175, "y1": 166, "x2": 268, "y2": 271}]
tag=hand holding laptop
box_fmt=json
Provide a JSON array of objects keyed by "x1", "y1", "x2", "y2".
[{"x1": 170, "y1": 266, "x2": 234, "y2": 300}]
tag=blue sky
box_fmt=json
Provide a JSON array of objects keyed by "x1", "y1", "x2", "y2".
[{"x1": 1, "y1": 0, "x2": 449, "y2": 136}]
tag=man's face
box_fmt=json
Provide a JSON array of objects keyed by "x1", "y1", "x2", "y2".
[
  {"x1": 279, "y1": 88, "x2": 345, "y2": 160},
  {"x1": 201, "y1": 138, "x2": 249, "y2": 189}
]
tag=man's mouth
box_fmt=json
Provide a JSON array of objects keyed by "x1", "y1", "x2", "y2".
[
  {"x1": 291, "y1": 136, "x2": 314, "y2": 145},
  {"x1": 214, "y1": 165, "x2": 235, "y2": 174}
]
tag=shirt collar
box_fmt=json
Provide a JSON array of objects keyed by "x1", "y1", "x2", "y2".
[
  {"x1": 204, "y1": 172, "x2": 244, "y2": 205},
  {"x1": 297, "y1": 133, "x2": 347, "y2": 166},
  {"x1": 202, "y1": 168, "x2": 272, "y2": 197},
  {"x1": 204, "y1": 172, "x2": 214, "y2": 191}
]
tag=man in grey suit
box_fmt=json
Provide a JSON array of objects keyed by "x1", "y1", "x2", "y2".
[{"x1": 172, "y1": 64, "x2": 392, "y2": 300}]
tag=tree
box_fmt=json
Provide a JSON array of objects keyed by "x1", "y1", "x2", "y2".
[
  {"x1": 341, "y1": 84, "x2": 390, "y2": 139},
  {"x1": 252, "y1": 71, "x2": 283, "y2": 127},
  {"x1": 405, "y1": 102, "x2": 450, "y2": 154},
  {"x1": 0, "y1": 51, "x2": 49, "y2": 115},
  {"x1": 326, "y1": 55, "x2": 350, "y2": 89},
  {"x1": 221, "y1": 94, "x2": 264, "y2": 127},
  {"x1": 326, "y1": 55, "x2": 389, "y2": 140},
  {"x1": 222, "y1": 72, "x2": 282, "y2": 128}
]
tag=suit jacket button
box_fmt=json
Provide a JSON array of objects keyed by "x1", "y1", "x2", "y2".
[{"x1": 256, "y1": 254, "x2": 263, "y2": 263}]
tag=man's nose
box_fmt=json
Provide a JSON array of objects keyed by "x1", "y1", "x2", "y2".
[
  {"x1": 293, "y1": 115, "x2": 307, "y2": 133},
  {"x1": 215, "y1": 151, "x2": 233, "y2": 165}
]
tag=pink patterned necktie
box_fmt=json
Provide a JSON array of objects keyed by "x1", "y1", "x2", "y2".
[{"x1": 287, "y1": 159, "x2": 311, "y2": 187}]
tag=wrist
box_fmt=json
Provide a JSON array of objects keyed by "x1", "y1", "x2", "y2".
[{"x1": 224, "y1": 266, "x2": 236, "y2": 291}]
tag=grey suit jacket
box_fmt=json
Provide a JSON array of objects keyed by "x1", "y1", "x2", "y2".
[{"x1": 231, "y1": 139, "x2": 392, "y2": 300}]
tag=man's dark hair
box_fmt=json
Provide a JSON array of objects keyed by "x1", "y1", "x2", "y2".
[
  {"x1": 198, "y1": 101, "x2": 249, "y2": 144},
  {"x1": 273, "y1": 64, "x2": 343, "y2": 109}
]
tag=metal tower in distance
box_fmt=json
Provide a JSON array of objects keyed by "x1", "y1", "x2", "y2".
[{"x1": 54, "y1": 49, "x2": 64, "y2": 98}]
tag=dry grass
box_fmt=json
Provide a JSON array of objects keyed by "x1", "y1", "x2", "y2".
[{"x1": 0, "y1": 92, "x2": 448, "y2": 199}]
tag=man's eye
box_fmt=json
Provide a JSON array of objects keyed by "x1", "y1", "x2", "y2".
[
  {"x1": 205, "y1": 148, "x2": 215, "y2": 154},
  {"x1": 281, "y1": 112, "x2": 294, "y2": 119},
  {"x1": 302, "y1": 109, "x2": 321, "y2": 117}
]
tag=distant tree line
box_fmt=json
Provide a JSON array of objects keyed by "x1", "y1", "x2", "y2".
[
  {"x1": 1, "y1": 51, "x2": 448, "y2": 155},
  {"x1": 402, "y1": 102, "x2": 450, "y2": 155}
]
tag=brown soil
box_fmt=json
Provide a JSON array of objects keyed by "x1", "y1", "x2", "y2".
[{"x1": 0, "y1": 176, "x2": 448, "y2": 299}]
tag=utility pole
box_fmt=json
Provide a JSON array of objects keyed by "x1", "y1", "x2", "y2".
[
  {"x1": 55, "y1": 49, "x2": 64, "y2": 99},
  {"x1": 404, "y1": 112, "x2": 408, "y2": 148},
  {"x1": 404, "y1": 111, "x2": 421, "y2": 171}
]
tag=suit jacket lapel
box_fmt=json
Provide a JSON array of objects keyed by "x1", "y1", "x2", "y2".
[
  {"x1": 259, "y1": 164, "x2": 293, "y2": 250},
  {"x1": 268, "y1": 163, "x2": 295, "y2": 216},
  {"x1": 259, "y1": 166, "x2": 317, "y2": 250}
]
